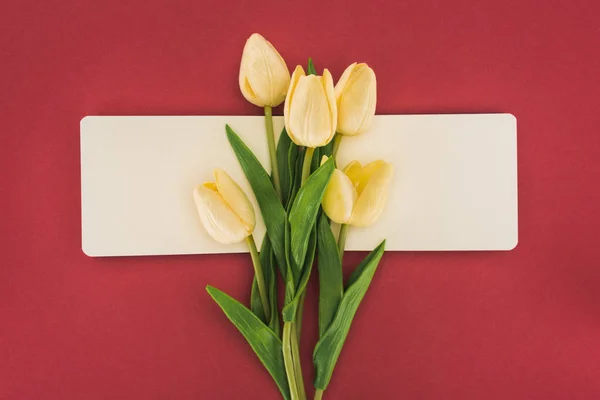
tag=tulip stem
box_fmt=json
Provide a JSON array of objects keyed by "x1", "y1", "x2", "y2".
[
  {"x1": 295, "y1": 293, "x2": 305, "y2": 340},
  {"x1": 246, "y1": 235, "x2": 270, "y2": 322},
  {"x1": 314, "y1": 389, "x2": 324, "y2": 400},
  {"x1": 301, "y1": 147, "x2": 315, "y2": 185},
  {"x1": 283, "y1": 322, "x2": 301, "y2": 400},
  {"x1": 337, "y1": 224, "x2": 349, "y2": 264},
  {"x1": 264, "y1": 106, "x2": 282, "y2": 198},
  {"x1": 332, "y1": 134, "x2": 343, "y2": 158},
  {"x1": 290, "y1": 321, "x2": 307, "y2": 399}
]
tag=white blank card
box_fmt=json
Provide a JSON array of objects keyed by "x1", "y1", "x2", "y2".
[{"x1": 80, "y1": 114, "x2": 518, "y2": 256}]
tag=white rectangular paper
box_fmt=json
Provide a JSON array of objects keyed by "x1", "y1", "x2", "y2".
[{"x1": 80, "y1": 114, "x2": 517, "y2": 256}]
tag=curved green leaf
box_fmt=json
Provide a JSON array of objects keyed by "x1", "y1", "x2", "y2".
[
  {"x1": 251, "y1": 237, "x2": 273, "y2": 324},
  {"x1": 289, "y1": 157, "x2": 334, "y2": 271},
  {"x1": 282, "y1": 225, "x2": 317, "y2": 322},
  {"x1": 313, "y1": 240, "x2": 386, "y2": 390},
  {"x1": 226, "y1": 125, "x2": 286, "y2": 268},
  {"x1": 283, "y1": 218, "x2": 295, "y2": 305},
  {"x1": 320, "y1": 141, "x2": 334, "y2": 159},
  {"x1": 277, "y1": 128, "x2": 298, "y2": 206},
  {"x1": 250, "y1": 277, "x2": 266, "y2": 323},
  {"x1": 316, "y1": 214, "x2": 343, "y2": 337},
  {"x1": 250, "y1": 237, "x2": 280, "y2": 335},
  {"x1": 286, "y1": 145, "x2": 303, "y2": 213},
  {"x1": 206, "y1": 286, "x2": 290, "y2": 400},
  {"x1": 311, "y1": 147, "x2": 320, "y2": 173}
]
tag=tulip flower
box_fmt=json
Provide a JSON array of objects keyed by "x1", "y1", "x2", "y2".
[
  {"x1": 193, "y1": 168, "x2": 256, "y2": 244},
  {"x1": 239, "y1": 33, "x2": 290, "y2": 108},
  {"x1": 284, "y1": 66, "x2": 337, "y2": 149},
  {"x1": 334, "y1": 62, "x2": 377, "y2": 137},
  {"x1": 194, "y1": 168, "x2": 271, "y2": 321},
  {"x1": 239, "y1": 33, "x2": 290, "y2": 198},
  {"x1": 322, "y1": 158, "x2": 393, "y2": 227}
]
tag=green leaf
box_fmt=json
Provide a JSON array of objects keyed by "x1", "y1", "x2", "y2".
[
  {"x1": 260, "y1": 237, "x2": 280, "y2": 335},
  {"x1": 282, "y1": 225, "x2": 317, "y2": 322},
  {"x1": 321, "y1": 141, "x2": 334, "y2": 159},
  {"x1": 226, "y1": 125, "x2": 286, "y2": 268},
  {"x1": 313, "y1": 240, "x2": 386, "y2": 390},
  {"x1": 250, "y1": 277, "x2": 266, "y2": 323},
  {"x1": 316, "y1": 214, "x2": 343, "y2": 337},
  {"x1": 307, "y1": 58, "x2": 317, "y2": 75},
  {"x1": 250, "y1": 237, "x2": 274, "y2": 325},
  {"x1": 206, "y1": 286, "x2": 290, "y2": 400},
  {"x1": 286, "y1": 145, "x2": 303, "y2": 212},
  {"x1": 283, "y1": 218, "x2": 295, "y2": 304},
  {"x1": 289, "y1": 157, "x2": 335, "y2": 271},
  {"x1": 277, "y1": 128, "x2": 296, "y2": 206},
  {"x1": 311, "y1": 147, "x2": 320, "y2": 173}
]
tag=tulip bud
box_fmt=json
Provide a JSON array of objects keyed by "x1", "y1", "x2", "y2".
[
  {"x1": 239, "y1": 33, "x2": 291, "y2": 107},
  {"x1": 284, "y1": 66, "x2": 337, "y2": 148},
  {"x1": 193, "y1": 169, "x2": 256, "y2": 244},
  {"x1": 334, "y1": 63, "x2": 377, "y2": 136},
  {"x1": 322, "y1": 159, "x2": 393, "y2": 227}
]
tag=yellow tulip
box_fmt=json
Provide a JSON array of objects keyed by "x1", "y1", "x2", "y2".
[
  {"x1": 284, "y1": 66, "x2": 337, "y2": 148},
  {"x1": 334, "y1": 63, "x2": 377, "y2": 136},
  {"x1": 193, "y1": 169, "x2": 256, "y2": 244},
  {"x1": 322, "y1": 158, "x2": 393, "y2": 227},
  {"x1": 239, "y1": 33, "x2": 290, "y2": 107}
]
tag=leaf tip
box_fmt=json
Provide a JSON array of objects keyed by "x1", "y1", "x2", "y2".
[
  {"x1": 205, "y1": 285, "x2": 217, "y2": 296},
  {"x1": 307, "y1": 58, "x2": 317, "y2": 75}
]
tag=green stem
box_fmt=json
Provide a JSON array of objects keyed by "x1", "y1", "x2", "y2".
[
  {"x1": 264, "y1": 106, "x2": 282, "y2": 198},
  {"x1": 290, "y1": 146, "x2": 314, "y2": 400},
  {"x1": 295, "y1": 293, "x2": 306, "y2": 340},
  {"x1": 293, "y1": 145, "x2": 314, "y2": 372},
  {"x1": 246, "y1": 235, "x2": 270, "y2": 322},
  {"x1": 283, "y1": 322, "x2": 300, "y2": 400},
  {"x1": 314, "y1": 389, "x2": 324, "y2": 400},
  {"x1": 337, "y1": 224, "x2": 349, "y2": 265},
  {"x1": 332, "y1": 134, "x2": 343, "y2": 159},
  {"x1": 291, "y1": 322, "x2": 307, "y2": 399},
  {"x1": 301, "y1": 147, "x2": 315, "y2": 185}
]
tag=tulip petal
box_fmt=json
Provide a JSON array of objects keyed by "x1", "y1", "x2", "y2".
[
  {"x1": 342, "y1": 160, "x2": 364, "y2": 193},
  {"x1": 193, "y1": 184, "x2": 251, "y2": 244},
  {"x1": 287, "y1": 75, "x2": 333, "y2": 148},
  {"x1": 213, "y1": 168, "x2": 256, "y2": 232},
  {"x1": 322, "y1": 69, "x2": 337, "y2": 145},
  {"x1": 335, "y1": 63, "x2": 377, "y2": 136},
  {"x1": 348, "y1": 161, "x2": 393, "y2": 227},
  {"x1": 322, "y1": 169, "x2": 357, "y2": 224},
  {"x1": 239, "y1": 33, "x2": 290, "y2": 107},
  {"x1": 334, "y1": 62, "x2": 357, "y2": 100},
  {"x1": 284, "y1": 66, "x2": 305, "y2": 145},
  {"x1": 358, "y1": 160, "x2": 389, "y2": 195}
]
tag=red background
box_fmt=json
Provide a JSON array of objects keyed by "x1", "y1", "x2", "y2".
[{"x1": 2, "y1": 0, "x2": 600, "y2": 399}]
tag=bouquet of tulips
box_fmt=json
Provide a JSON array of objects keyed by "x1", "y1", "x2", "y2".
[{"x1": 193, "y1": 33, "x2": 393, "y2": 400}]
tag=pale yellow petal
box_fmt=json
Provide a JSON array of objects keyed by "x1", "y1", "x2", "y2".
[
  {"x1": 287, "y1": 74, "x2": 333, "y2": 147},
  {"x1": 322, "y1": 68, "x2": 337, "y2": 145},
  {"x1": 284, "y1": 66, "x2": 305, "y2": 145},
  {"x1": 203, "y1": 182, "x2": 218, "y2": 191},
  {"x1": 336, "y1": 63, "x2": 377, "y2": 136},
  {"x1": 322, "y1": 169, "x2": 357, "y2": 224},
  {"x1": 193, "y1": 185, "x2": 251, "y2": 244},
  {"x1": 239, "y1": 33, "x2": 290, "y2": 107},
  {"x1": 356, "y1": 160, "x2": 388, "y2": 194},
  {"x1": 334, "y1": 62, "x2": 357, "y2": 100},
  {"x1": 320, "y1": 155, "x2": 329, "y2": 166},
  {"x1": 214, "y1": 169, "x2": 255, "y2": 232},
  {"x1": 342, "y1": 160, "x2": 364, "y2": 192},
  {"x1": 348, "y1": 162, "x2": 393, "y2": 227}
]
